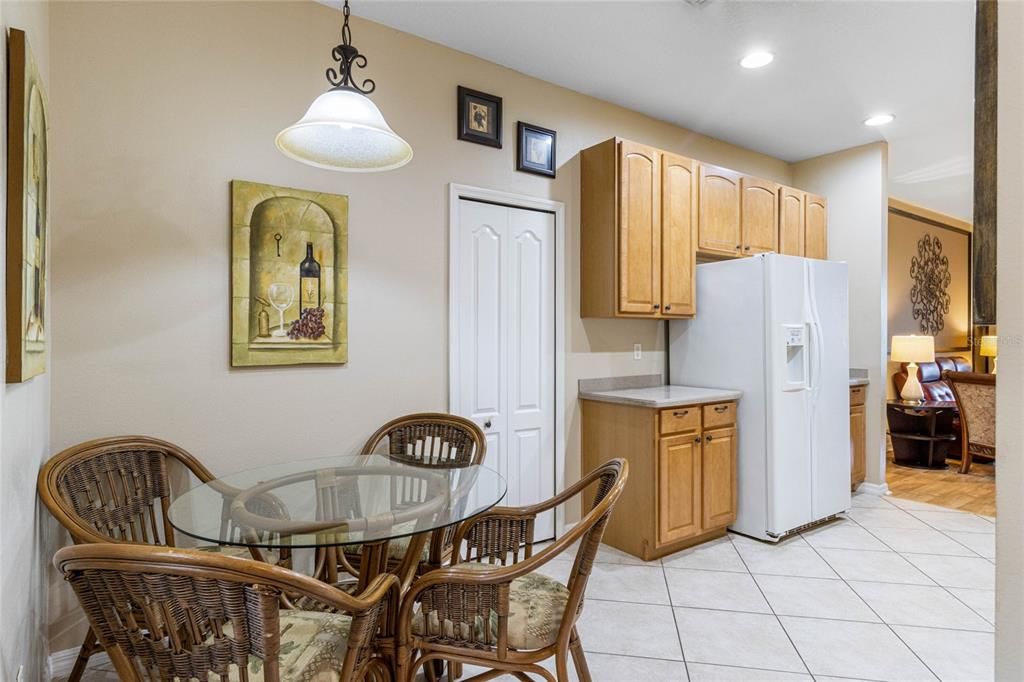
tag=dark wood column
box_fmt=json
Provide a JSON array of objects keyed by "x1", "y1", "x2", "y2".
[{"x1": 973, "y1": 0, "x2": 998, "y2": 325}]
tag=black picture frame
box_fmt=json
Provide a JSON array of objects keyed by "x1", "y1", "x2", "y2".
[
  {"x1": 516, "y1": 122, "x2": 557, "y2": 178},
  {"x1": 457, "y1": 86, "x2": 502, "y2": 148}
]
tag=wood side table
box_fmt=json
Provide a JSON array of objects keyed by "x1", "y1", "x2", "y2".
[{"x1": 886, "y1": 401, "x2": 959, "y2": 469}]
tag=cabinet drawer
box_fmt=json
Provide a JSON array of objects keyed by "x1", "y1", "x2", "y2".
[
  {"x1": 660, "y1": 406, "x2": 700, "y2": 434},
  {"x1": 850, "y1": 385, "x2": 866, "y2": 406},
  {"x1": 703, "y1": 402, "x2": 737, "y2": 429}
]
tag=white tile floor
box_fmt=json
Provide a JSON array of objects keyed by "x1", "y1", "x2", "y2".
[{"x1": 67, "y1": 492, "x2": 996, "y2": 682}]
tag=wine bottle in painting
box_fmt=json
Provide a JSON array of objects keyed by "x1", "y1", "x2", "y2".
[{"x1": 299, "y1": 242, "x2": 321, "y2": 314}]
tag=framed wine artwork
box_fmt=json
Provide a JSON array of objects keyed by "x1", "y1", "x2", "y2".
[
  {"x1": 230, "y1": 180, "x2": 348, "y2": 367},
  {"x1": 6, "y1": 29, "x2": 48, "y2": 383}
]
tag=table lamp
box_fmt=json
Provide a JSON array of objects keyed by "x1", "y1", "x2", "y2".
[
  {"x1": 892, "y1": 334, "x2": 935, "y2": 403},
  {"x1": 979, "y1": 335, "x2": 998, "y2": 374}
]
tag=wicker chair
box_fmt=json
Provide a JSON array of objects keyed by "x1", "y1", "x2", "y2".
[
  {"x1": 396, "y1": 459, "x2": 628, "y2": 682},
  {"x1": 945, "y1": 371, "x2": 997, "y2": 474},
  {"x1": 54, "y1": 544, "x2": 398, "y2": 682},
  {"x1": 38, "y1": 435, "x2": 287, "y2": 682},
  {"x1": 346, "y1": 413, "x2": 487, "y2": 573}
]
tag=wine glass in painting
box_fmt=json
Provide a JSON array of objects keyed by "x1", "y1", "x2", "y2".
[{"x1": 267, "y1": 283, "x2": 294, "y2": 338}]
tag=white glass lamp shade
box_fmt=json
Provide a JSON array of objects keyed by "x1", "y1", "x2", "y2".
[
  {"x1": 890, "y1": 335, "x2": 935, "y2": 364},
  {"x1": 276, "y1": 89, "x2": 413, "y2": 172},
  {"x1": 979, "y1": 335, "x2": 998, "y2": 357}
]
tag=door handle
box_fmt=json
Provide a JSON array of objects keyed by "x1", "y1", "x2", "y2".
[{"x1": 483, "y1": 419, "x2": 492, "y2": 429}]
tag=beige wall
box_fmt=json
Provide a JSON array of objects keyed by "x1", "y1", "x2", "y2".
[
  {"x1": 0, "y1": 2, "x2": 52, "y2": 679},
  {"x1": 995, "y1": 0, "x2": 1024, "y2": 676},
  {"x1": 792, "y1": 143, "x2": 889, "y2": 491},
  {"x1": 47, "y1": 0, "x2": 792, "y2": 653}
]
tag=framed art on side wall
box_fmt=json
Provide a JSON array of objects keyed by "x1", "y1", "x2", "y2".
[
  {"x1": 6, "y1": 28, "x2": 48, "y2": 383},
  {"x1": 457, "y1": 86, "x2": 502, "y2": 148}
]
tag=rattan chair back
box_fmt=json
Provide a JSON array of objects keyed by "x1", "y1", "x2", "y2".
[
  {"x1": 55, "y1": 544, "x2": 397, "y2": 682},
  {"x1": 362, "y1": 412, "x2": 486, "y2": 468}
]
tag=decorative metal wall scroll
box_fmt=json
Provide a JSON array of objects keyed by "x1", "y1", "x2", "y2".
[{"x1": 909, "y1": 233, "x2": 952, "y2": 335}]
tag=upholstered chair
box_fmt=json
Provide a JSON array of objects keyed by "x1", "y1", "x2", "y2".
[
  {"x1": 396, "y1": 459, "x2": 628, "y2": 682},
  {"x1": 55, "y1": 544, "x2": 397, "y2": 682},
  {"x1": 945, "y1": 371, "x2": 996, "y2": 474}
]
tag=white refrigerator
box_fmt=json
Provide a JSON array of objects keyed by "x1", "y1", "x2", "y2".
[{"x1": 669, "y1": 254, "x2": 851, "y2": 541}]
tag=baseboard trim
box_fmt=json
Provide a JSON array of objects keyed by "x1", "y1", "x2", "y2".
[
  {"x1": 856, "y1": 481, "x2": 891, "y2": 496},
  {"x1": 49, "y1": 646, "x2": 109, "y2": 680}
]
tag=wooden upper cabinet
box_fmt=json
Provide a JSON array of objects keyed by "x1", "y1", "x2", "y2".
[
  {"x1": 658, "y1": 432, "x2": 703, "y2": 546},
  {"x1": 804, "y1": 194, "x2": 828, "y2": 259},
  {"x1": 778, "y1": 186, "x2": 806, "y2": 257},
  {"x1": 661, "y1": 152, "x2": 698, "y2": 317},
  {"x1": 740, "y1": 176, "x2": 779, "y2": 254},
  {"x1": 698, "y1": 164, "x2": 742, "y2": 257},
  {"x1": 702, "y1": 427, "x2": 737, "y2": 529},
  {"x1": 618, "y1": 140, "x2": 661, "y2": 314}
]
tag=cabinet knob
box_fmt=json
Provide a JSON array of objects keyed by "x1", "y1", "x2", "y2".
[
  {"x1": 705, "y1": 434, "x2": 713, "y2": 443},
  {"x1": 736, "y1": 245, "x2": 742, "y2": 250},
  {"x1": 664, "y1": 305, "x2": 672, "y2": 311},
  {"x1": 653, "y1": 304, "x2": 660, "y2": 309},
  {"x1": 744, "y1": 246, "x2": 751, "y2": 251},
  {"x1": 694, "y1": 436, "x2": 701, "y2": 444}
]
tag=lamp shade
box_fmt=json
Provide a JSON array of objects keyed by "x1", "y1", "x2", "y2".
[
  {"x1": 891, "y1": 335, "x2": 935, "y2": 363},
  {"x1": 979, "y1": 335, "x2": 998, "y2": 357},
  {"x1": 275, "y1": 89, "x2": 413, "y2": 172}
]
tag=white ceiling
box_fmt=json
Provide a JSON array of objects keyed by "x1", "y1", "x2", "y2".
[{"x1": 345, "y1": 0, "x2": 976, "y2": 221}]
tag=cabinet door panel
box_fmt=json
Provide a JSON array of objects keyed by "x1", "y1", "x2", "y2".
[
  {"x1": 658, "y1": 433, "x2": 702, "y2": 545},
  {"x1": 850, "y1": 405, "x2": 866, "y2": 488},
  {"x1": 778, "y1": 187, "x2": 805, "y2": 257},
  {"x1": 698, "y1": 164, "x2": 742, "y2": 257},
  {"x1": 805, "y1": 194, "x2": 828, "y2": 259},
  {"x1": 741, "y1": 176, "x2": 779, "y2": 254},
  {"x1": 702, "y1": 427, "x2": 737, "y2": 529},
  {"x1": 661, "y1": 153, "x2": 698, "y2": 317},
  {"x1": 618, "y1": 141, "x2": 660, "y2": 314}
]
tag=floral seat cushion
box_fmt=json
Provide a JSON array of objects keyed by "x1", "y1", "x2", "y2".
[
  {"x1": 412, "y1": 563, "x2": 569, "y2": 651},
  {"x1": 220, "y1": 610, "x2": 352, "y2": 681}
]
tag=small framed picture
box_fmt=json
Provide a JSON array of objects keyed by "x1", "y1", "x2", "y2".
[
  {"x1": 457, "y1": 86, "x2": 502, "y2": 148},
  {"x1": 516, "y1": 122, "x2": 557, "y2": 177}
]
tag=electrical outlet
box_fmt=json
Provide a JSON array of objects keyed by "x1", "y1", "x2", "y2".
[{"x1": 633, "y1": 343, "x2": 642, "y2": 360}]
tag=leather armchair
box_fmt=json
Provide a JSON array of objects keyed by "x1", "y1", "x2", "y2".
[{"x1": 893, "y1": 356, "x2": 972, "y2": 402}]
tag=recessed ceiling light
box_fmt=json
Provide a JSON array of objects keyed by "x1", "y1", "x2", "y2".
[
  {"x1": 740, "y1": 52, "x2": 774, "y2": 69},
  {"x1": 864, "y1": 113, "x2": 896, "y2": 127}
]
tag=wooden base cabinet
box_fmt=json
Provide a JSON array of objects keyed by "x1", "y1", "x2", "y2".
[
  {"x1": 582, "y1": 399, "x2": 738, "y2": 561},
  {"x1": 850, "y1": 385, "x2": 867, "y2": 490}
]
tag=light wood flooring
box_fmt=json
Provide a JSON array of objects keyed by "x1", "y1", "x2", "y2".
[{"x1": 886, "y1": 455, "x2": 996, "y2": 516}]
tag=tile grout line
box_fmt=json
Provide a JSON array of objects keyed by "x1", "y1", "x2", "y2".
[
  {"x1": 845, "y1": 503, "x2": 996, "y2": 627},
  {"x1": 727, "y1": 532, "x2": 814, "y2": 678},
  {"x1": 658, "y1": 552, "x2": 691, "y2": 681},
  {"x1": 816, "y1": 506, "x2": 949, "y2": 680}
]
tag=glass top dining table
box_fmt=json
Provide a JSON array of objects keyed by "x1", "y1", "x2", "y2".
[{"x1": 167, "y1": 454, "x2": 507, "y2": 551}]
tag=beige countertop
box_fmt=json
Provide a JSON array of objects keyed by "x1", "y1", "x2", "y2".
[{"x1": 579, "y1": 385, "x2": 742, "y2": 408}]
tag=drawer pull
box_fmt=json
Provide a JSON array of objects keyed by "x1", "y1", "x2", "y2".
[
  {"x1": 672, "y1": 410, "x2": 689, "y2": 417},
  {"x1": 713, "y1": 405, "x2": 729, "y2": 413}
]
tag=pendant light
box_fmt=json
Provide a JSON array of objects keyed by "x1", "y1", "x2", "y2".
[{"x1": 276, "y1": 0, "x2": 413, "y2": 172}]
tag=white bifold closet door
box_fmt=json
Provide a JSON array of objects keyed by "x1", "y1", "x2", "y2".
[{"x1": 452, "y1": 198, "x2": 556, "y2": 540}]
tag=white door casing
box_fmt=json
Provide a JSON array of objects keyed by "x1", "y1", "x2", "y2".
[{"x1": 449, "y1": 186, "x2": 564, "y2": 540}]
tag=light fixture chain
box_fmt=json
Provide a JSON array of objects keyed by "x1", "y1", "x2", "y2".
[{"x1": 326, "y1": 0, "x2": 376, "y2": 94}]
